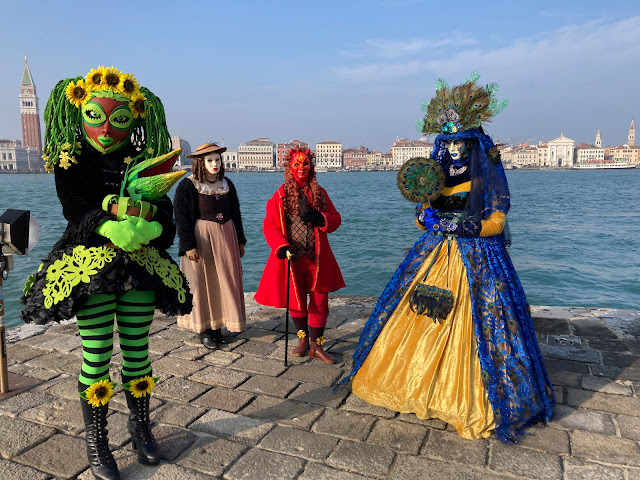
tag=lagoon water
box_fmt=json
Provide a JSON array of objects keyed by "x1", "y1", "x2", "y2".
[{"x1": 1, "y1": 169, "x2": 638, "y2": 329}]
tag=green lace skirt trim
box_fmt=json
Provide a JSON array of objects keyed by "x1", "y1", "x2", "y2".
[{"x1": 41, "y1": 245, "x2": 186, "y2": 308}]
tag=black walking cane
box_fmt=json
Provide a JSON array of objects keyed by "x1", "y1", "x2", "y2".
[{"x1": 284, "y1": 251, "x2": 293, "y2": 366}]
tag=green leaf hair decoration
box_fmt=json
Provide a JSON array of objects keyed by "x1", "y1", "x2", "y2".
[
  {"x1": 397, "y1": 156, "x2": 445, "y2": 204},
  {"x1": 417, "y1": 73, "x2": 508, "y2": 136}
]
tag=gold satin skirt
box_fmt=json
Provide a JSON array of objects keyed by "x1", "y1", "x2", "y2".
[{"x1": 352, "y1": 239, "x2": 495, "y2": 439}]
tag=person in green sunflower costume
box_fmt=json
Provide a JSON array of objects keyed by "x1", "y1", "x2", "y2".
[{"x1": 21, "y1": 66, "x2": 192, "y2": 480}]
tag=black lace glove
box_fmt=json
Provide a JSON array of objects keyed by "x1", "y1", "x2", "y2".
[
  {"x1": 277, "y1": 246, "x2": 293, "y2": 259},
  {"x1": 300, "y1": 208, "x2": 325, "y2": 227}
]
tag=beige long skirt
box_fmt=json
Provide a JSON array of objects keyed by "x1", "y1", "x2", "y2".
[{"x1": 178, "y1": 219, "x2": 246, "y2": 333}]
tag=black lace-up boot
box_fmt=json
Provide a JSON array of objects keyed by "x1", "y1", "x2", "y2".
[
  {"x1": 124, "y1": 390, "x2": 160, "y2": 465},
  {"x1": 80, "y1": 399, "x2": 120, "y2": 480}
]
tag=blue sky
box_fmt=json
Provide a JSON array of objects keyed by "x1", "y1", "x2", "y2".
[{"x1": 1, "y1": 0, "x2": 638, "y2": 152}]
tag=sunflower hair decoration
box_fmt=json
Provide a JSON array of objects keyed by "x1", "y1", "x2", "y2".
[
  {"x1": 416, "y1": 72, "x2": 508, "y2": 136},
  {"x1": 397, "y1": 156, "x2": 445, "y2": 203},
  {"x1": 41, "y1": 66, "x2": 170, "y2": 173},
  {"x1": 123, "y1": 375, "x2": 160, "y2": 398},
  {"x1": 80, "y1": 379, "x2": 118, "y2": 407}
]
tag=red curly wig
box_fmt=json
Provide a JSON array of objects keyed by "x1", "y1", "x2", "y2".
[{"x1": 283, "y1": 146, "x2": 326, "y2": 216}]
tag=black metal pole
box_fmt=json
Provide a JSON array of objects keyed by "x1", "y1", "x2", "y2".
[
  {"x1": 0, "y1": 254, "x2": 8, "y2": 393},
  {"x1": 284, "y1": 256, "x2": 291, "y2": 366}
]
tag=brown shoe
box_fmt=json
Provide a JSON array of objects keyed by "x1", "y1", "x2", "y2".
[
  {"x1": 310, "y1": 342, "x2": 335, "y2": 364},
  {"x1": 292, "y1": 337, "x2": 309, "y2": 357}
]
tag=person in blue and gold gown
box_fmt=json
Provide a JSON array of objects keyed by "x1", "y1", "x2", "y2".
[{"x1": 341, "y1": 74, "x2": 554, "y2": 442}]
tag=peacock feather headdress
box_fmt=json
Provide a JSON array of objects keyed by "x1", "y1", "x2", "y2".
[
  {"x1": 42, "y1": 66, "x2": 170, "y2": 172},
  {"x1": 417, "y1": 73, "x2": 508, "y2": 136}
]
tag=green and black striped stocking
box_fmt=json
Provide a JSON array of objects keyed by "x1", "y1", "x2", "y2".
[{"x1": 76, "y1": 289, "x2": 155, "y2": 392}]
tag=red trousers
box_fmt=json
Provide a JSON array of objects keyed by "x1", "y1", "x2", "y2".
[{"x1": 289, "y1": 255, "x2": 329, "y2": 328}]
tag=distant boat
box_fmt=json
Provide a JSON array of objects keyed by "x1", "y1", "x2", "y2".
[{"x1": 573, "y1": 160, "x2": 638, "y2": 170}]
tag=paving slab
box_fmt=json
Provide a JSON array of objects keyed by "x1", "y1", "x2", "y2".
[
  {"x1": 228, "y1": 356, "x2": 288, "y2": 376},
  {"x1": 0, "y1": 390, "x2": 54, "y2": 416},
  {"x1": 152, "y1": 425, "x2": 200, "y2": 461},
  {"x1": 192, "y1": 386, "x2": 254, "y2": 413},
  {"x1": 509, "y1": 425, "x2": 570, "y2": 455},
  {"x1": 25, "y1": 350, "x2": 81, "y2": 373},
  {"x1": 341, "y1": 393, "x2": 397, "y2": 418},
  {"x1": 367, "y1": 418, "x2": 428, "y2": 454},
  {"x1": 326, "y1": 438, "x2": 396, "y2": 478},
  {"x1": 238, "y1": 374, "x2": 298, "y2": 398},
  {"x1": 5, "y1": 344, "x2": 46, "y2": 364},
  {"x1": 0, "y1": 459, "x2": 50, "y2": 480},
  {"x1": 236, "y1": 328, "x2": 283, "y2": 343},
  {"x1": 298, "y1": 462, "x2": 371, "y2": 480},
  {"x1": 177, "y1": 435, "x2": 248, "y2": 477},
  {"x1": 259, "y1": 425, "x2": 338, "y2": 460},
  {"x1": 224, "y1": 448, "x2": 305, "y2": 480},
  {"x1": 281, "y1": 364, "x2": 342, "y2": 386},
  {"x1": 570, "y1": 430, "x2": 640, "y2": 466},
  {"x1": 581, "y1": 375, "x2": 633, "y2": 395},
  {"x1": 152, "y1": 356, "x2": 207, "y2": 378},
  {"x1": 563, "y1": 458, "x2": 626, "y2": 480},
  {"x1": 0, "y1": 415, "x2": 56, "y2": 458},
  {"x1": 288, "y1": 382, "x2": 351, "y2": 408},
  {"x1": 201, "y1": 350, "x2": 243, "y2": 367},
  {"x1": 189, "y1": 365, "x2": 250, "y2": 388},
  {"x1": 566, "y1": 388, "x2": 640, "y2": 416},
  {"x1": 190, "y1": 408, "x2": 273, "y2": 445},
  {"x1": 166, "y1": 343, "x2": 213, "y2": 361},
  {"x1": 152, "y1": 376, "x2": 211, "y2": 403},
  {"x1": 151, "y1": 401, "x2": 207, "y2": 428},
  {"x1": 20, "y1": 396, "x2": 85, "y2": 434},
  {"x1": 233, "y1": 340, "x2": 279, "y2": 357},
  {"x1": 15, "y1": 433, "x2": 88, "y2": 478},
  {"x1": 312, "y1": 409, "x2": 376, "y2": 441},
  {"x1": 489, "y1": 442, "x2": 563, "y2": 480},
  {"x1": 239, "y1": 395, "x2": 325, "y2": 430},
  {"x1": 396, "y1": 412, "x2": 448, "y2": 429},
  {"x1": 37, "y1": 375, "x2": 78, "y2": 400},
  {"x1": 388, "y1": 454, "x2": 477, "y2": 480},
  {"x1": 421, "y1": 429, "x2": 488, "y2": 467}
]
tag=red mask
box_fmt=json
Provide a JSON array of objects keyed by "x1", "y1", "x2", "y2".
[
  {"x1": 81, "y1": 96, "x2": 134, "y2": 154},
  {"x1": 290, "y1": 152, "x2": 310, "y2": 185}
]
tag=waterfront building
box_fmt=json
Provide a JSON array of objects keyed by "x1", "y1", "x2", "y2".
[
  {"x1": 509, "y1": 143, "x2": 538, "y2": 168},
  {"x1": 315, "y1": 141, "x2": 342, "y2": 170},
  {"x1": 547, "y1": 134, "x2": 575, "y2": 168},
  {"x1": 381, "y1": 152, "x2": 393, "y2": 170},
  {"x1": 536, "y1": 141, "x2": 550, "y2": 168},
  {"x1": 575, "y1": 143, "x2": 605, "y2": 166},
  {"x1": 343, "y1": 145, "x2": 369, "y2": 170},
  {"x1": 0, "y1": 139, "x2": 30, "y2": 171},
  {"x1": 170, "y1": 135, "x2": 192, "y2": 169},
  {"x1": 19, "y1": 57, "x2": 43, "y2": 171},
  {"x1": 606, "y1": 144, "x2": 640, "y2": 166},
  {"x1": 366, "y1": 151, "x2": 382, "y2": 170},
  {"x1": 238, "y1": 137, "x2": 275, "y2": 170},
  {"x1": 222, "y1": 150, "x2": 238, "y2": 170},
  {"x1": 276, "y1": 140, "x2": 309, "y2": 169},
  {"x1": 391, "y1": 137, "x2": 432, "y2": 168}
]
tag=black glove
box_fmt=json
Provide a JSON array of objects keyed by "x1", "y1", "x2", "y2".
[
  {"x1": 300, "y1": 208, "x2": 325, "y2": 227},
  {"x1": 277, "y1": 246, "x2": 293, "y2": 259}
]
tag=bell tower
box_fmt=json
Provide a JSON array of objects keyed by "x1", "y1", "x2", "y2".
[
  {"x1": 19, "y1": 57, "x2": 42, "y2": 160},
  {"x1": 595, "y1": 130, "x2": 601, "y2": 148},
  {"x1": 628, "y1": 120, "x2": 635, "y2": 147}
]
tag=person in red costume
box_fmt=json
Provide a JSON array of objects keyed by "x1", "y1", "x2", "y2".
[{"x1": 255, "y1": 146, "x2": 345, "y2": 364}]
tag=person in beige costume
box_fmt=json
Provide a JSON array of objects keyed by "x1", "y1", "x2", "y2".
[{"x1": 174, "y1": 143, "x2": 247, "y2": 349}]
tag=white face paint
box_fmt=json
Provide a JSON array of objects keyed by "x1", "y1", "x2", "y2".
[
  {"x1": 204, "y1": 153, "x2": 221, "y2": 177},
  {"x1": 446, "y1": 140, "x2": 466, "y2": 161}
]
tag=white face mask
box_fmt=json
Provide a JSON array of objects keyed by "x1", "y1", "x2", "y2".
[
  {"x1": 446, "y1": 140, "x2": 466, "y2": 161},
  {"x1": 204, "y1": 153, "x2": 221, "y2": 177}
]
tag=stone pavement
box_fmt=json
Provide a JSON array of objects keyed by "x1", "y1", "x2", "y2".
[{"x1": 2, "y1": 295, "x2": 640, "y2": 479}]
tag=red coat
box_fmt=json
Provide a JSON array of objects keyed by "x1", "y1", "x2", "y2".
[{"x1": 254, "y1": 185, "x2": 345, "y2": 310}]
